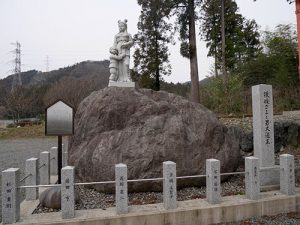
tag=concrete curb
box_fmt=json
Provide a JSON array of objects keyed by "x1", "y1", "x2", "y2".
[{"x1": 10, "y1": 188, "x2": 300, "y2": 225}]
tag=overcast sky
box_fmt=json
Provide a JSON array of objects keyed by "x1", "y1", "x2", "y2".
[{"x1": 0, "y1": 0, "x2": 296, "y2": 83}]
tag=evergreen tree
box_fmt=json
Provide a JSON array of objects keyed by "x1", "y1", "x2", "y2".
[
  {"x1": 133, "y1": 0, "x2": 173, "y2": 91},
  {"x1": 170, "y1": 0, "x2": 202, "y2": 102},
  {"x1": 134, "y1": 0, "x2": 202, "y2": 102},
  {"x1": 200, "y1": 0, "x2": 261, "y2": 73}
]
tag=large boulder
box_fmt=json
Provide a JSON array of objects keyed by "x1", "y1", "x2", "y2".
[{"x1": 69, "y1": 87, "x2": 240, "y2": 192}]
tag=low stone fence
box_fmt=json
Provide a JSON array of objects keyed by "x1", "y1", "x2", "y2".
[{"x1": 1, "y1": 149, "x2": 296, "y2": 224}]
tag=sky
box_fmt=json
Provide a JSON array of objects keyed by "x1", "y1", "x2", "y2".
[{"x1": 0, "y1": 0, "x2": 296, "y2": 83}]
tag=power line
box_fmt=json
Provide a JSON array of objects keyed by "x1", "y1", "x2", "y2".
[{"x1": 11, "y1": 41, "x2": 22, "y2": 92}]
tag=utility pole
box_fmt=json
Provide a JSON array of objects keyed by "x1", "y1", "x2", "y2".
[
  {"x1": 221, "y1": 0, "x2": 227, "y2": 79},
  {"x1": 11, "y1": 41, "x2": 22, "y2": 92},
  {"x1": 46, "y1": 55, "x2": 50, "y2": 72}
]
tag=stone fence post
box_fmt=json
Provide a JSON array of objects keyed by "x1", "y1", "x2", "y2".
[
  {"x1": 115, "y1": 164, "x2": 128, "y2": 214},
  {"x1": 206, "y1": 159, "x2": 221, "y2": 204},
  {"x1": 39, "y1": 151, "x2": 50, "y2": 185},
  {"x1": 1, "y1": 168, "x2": 20, "y2": 224},
  {"x1": 61, "y1": 166, "x2": 75, "y2": 219},
  {"x1": 25, "y1": 158, "x2": 38, "y2": 200},
  {"x1": 280, "y1": 154, "x2": 295, "y2": 195},
  {"x1": 163, "y1": 161, "x2": 177, "y2": 210},
  {"x1": 62, "y1": 144, "x2": 68, "y2": 167},
  {"x1": 245, "y1": 156, "x2": 260, "y2": 200},
  {"x1": 50, "y1": 147, "x2": 58, "y2": 175}
]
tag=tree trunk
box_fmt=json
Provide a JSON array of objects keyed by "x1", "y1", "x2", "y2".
[
  {"x1": 188, "y1": 0, "x2": 200, "y2": 103},
  {"x1": 295, "y1": 0, "x2": 300, "y2": 80},
  {"x1": 155, "y1": 66, "x2": 160, "y2": 91},
  {"x1": 215, "y1": 47, "x2": 218, "y2": 77},
  {"x1": 221, "y1": 0, "x2": 227, "y2": 79}
]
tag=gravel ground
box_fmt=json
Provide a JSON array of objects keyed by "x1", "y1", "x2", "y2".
[
  {"x1": 0, "y1": 138, "x2": 66, "y2": 223},
  {"x1": 219, "y1": 114, "x2": 299, "y2": 132},
  {"x1": 1, "y1": 114, "x2": 300, "y2": 224},
  {"x1": 33, "y1": 175, "x2": 245, "y2": 214}
]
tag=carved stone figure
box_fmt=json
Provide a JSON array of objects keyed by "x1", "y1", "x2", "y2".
[{"x1": 108, "y1": 19, "x2": 135, "y2": 87}]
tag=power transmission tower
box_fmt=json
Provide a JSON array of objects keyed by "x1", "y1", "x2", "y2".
[
  {"x1": 11, "y1": 41, "x2": 22, "y2": 92},
  {"x1": 46, "y1": 55, "x2": 50, "y2": 72}
]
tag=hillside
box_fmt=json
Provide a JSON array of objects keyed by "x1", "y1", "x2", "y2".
[
  {"x1": 0, "y1": 60, "x2": 112, "y2": 119},
  {"x1": 0, "y1": 60, "x2": 110, "y2": 91}
]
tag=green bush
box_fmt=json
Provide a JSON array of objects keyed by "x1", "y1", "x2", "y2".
[{"x1": 200, "y1": 75, "x2": 245, "y2": 114}]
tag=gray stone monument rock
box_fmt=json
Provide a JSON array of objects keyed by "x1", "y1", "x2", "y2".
[
  {"x1": 68, "y1": 88, "x2": 240, "y2": 192},
  {"x1": 39, "y1": 187, "x2": 61, "y2": 209},
  {"x1": 39, "y1": 187, "x2": 79, "y2": 210}
]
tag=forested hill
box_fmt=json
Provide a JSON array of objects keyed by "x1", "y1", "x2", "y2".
[
  {"x1": 0, "y1": 60, "x2": 113, "y2": 119},
  {"x1": 0, "y1": 60, "x2": 110, "y2": 92}
]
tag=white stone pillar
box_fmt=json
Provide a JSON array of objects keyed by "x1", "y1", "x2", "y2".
[
  {"x1": 2, "y1": 168, "x2": 20, "y2": 224},
  {"x1": 280, "y1": 154, "x2": 295, "y2": 195},
  {"x1": 206, "y1": 159, "x2": 221, "y2": 204},
  {"x1": 252, "y1": 84, "x2": 278, "y2": 186},
  {"x1": 25, "y1": 158, "x2": 38, "y2": 201},
  {"x1": 61, "y1": 166, "x2": 75, "y2": 219},
  {"x1": 62, "y1": 144, "x2": 68, "y2": 167},
  {"x1": 115, "y1": 164, "x2": 128, "y2": 214},
  {"x1": 50, "y1": 147, "x2": 58, "y2": 175},
  {"x1": 245, "y1": 156, "x2": 260, "y2": 200},
  {"x1": 163, "y1": 161, "x2": 177, "y2": 210},
  {"x1": 39, "y1": 151, "x2": 50, "y2": 185},
  {"x1": 252, "y1": 84, "x2": 275, "y2": 166}
]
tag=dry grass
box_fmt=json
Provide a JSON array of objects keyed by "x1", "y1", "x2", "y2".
[{"x1": 0, "y1": 124, "x2": 54, "y2": 140}]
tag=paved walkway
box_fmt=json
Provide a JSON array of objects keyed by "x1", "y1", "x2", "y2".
[{"x1": 0, "y1": 138, "x2": 68, "y2": 222}]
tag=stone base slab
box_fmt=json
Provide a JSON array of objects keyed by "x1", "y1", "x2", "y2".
[
  {"x1": 260, "y1": 166, "x2": 280, "y2": 186},
  {"x1": 108, "y1": 81, "x2": 136, "y2": 88},
  {"x1": 14, "y1": 189, "x2": 300, "y2": 225}
]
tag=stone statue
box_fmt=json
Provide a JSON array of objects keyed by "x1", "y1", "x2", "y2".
[{"x1": 108, "y1": 19, "x2": 135, "y2": 87}]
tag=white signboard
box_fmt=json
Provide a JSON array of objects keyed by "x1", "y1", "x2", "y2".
[{"x1": 45, "y1": 100, "x2": 74, "y2": 136}]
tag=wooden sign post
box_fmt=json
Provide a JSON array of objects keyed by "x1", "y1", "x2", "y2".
[{"x1": 45, "y1": 100, "x2": 74, "y2": 183}]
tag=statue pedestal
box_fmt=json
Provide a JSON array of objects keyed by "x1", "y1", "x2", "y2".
[{"x1": 108, "y1": 81, "x2": 136, "y2": 88}]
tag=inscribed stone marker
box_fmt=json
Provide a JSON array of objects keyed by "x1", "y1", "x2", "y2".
[
  {"x1": 206, "y1": 159, "x2": 221, "y2": 204},
  {"x1": 61, "y1": 166, "x2": 75, "y2": 219},
  {"x1": 2, "y1": 168, "x2": 20, "y2": 224},
  {"x1": 245, "y1": 156, "x2": 260, "y2": 200},
  {"x1": 25, "y1": 158, "x2": 38, "y2": 200},
  {"x1": 252, "y1": 84, "x2": 279, "y2": 186},
  {"x1": 115, "y1": 163, "x2": 128, "y2": 214},
  {"x1": 40, "y1": 151, "x2": 50, "y2": 185},
  {"x1": 280, "y1": 154, "x2": 295, "y2": 195},
  {"x1": 252, "y1": 84, "x2": 274, "y2": 166},
  {"x1": 50, "y1": 147, "x2": 58, "y2": 175},
  {"x1": 163, "y1": 161, "x2": 177, "y2": 210}
]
